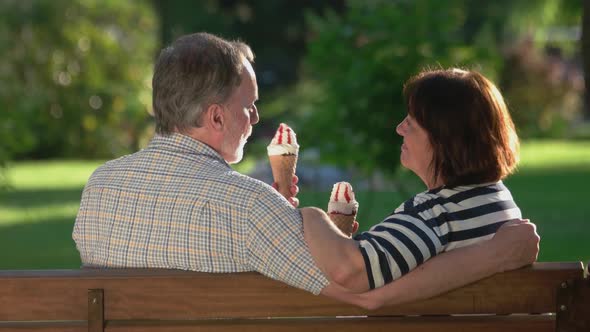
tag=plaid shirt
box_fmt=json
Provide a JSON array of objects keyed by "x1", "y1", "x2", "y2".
[{"x1": 73, "y1": 133, "x2": 328, "y2": 294}]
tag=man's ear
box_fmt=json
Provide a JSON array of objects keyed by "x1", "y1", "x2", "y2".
[{"x1": 204, "y1": 103, "x2": 225, "y2": 131}]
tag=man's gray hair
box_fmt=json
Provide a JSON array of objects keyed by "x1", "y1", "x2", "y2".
[{"x1": 152, "y1": 32, "x2": 254, "y2": 134}]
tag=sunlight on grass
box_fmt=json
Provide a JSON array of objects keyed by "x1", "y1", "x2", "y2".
[
  {"x1": 5, "y1": 160, "x2": 104, "y2": 189},
  {"x1": 230, "y1": 155, "x2": 257, "y2": 174},
  {"x1": 0, "y1": 203, "x2": 82, "y2": 226},
  {"x1": 0, "y1": 140, "x2": 588, "y2": 268},
  {"x1": 518, "y1": 140, "x2": 590, "y2": 170}
]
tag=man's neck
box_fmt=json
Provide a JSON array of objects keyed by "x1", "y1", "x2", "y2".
[{"x1": 175, "y1": 127, "x2": 223, "y2": 156}]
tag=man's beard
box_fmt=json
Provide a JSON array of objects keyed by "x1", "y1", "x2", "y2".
[
  {"x1": 223, "y1": 127, "x2": 250, "y2": 164},
  {"x1": 228, "y1": 138, "x2": 246, "y2": 164}
]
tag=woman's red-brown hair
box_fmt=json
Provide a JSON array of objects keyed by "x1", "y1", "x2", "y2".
[{"x1": 403, "y1": 68, "x2": 519, "y2": 187}]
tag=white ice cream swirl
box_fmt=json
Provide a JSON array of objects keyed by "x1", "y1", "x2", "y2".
[
  {"x1": 328, "y1": 182, "x2": 359, "y2": 215},
  {"x1": 267, "y1": 123, "x2": 299, "y2": 156}
]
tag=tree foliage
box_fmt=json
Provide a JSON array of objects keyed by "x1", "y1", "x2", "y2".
[
  {"x1": 296, "y1": 0, "x2": 497, "y2": 176},
  {"x1": 153, "y1": 0, "x2": 345, "y2": 90},
  {"x1": 0, "y1": 0, "x2": 157, "y2": 161},
  {"x1": 583, "y1": 0, "x2": 590, "y2": 119},
  {"x1": 289, "y1": 0, "x2": 583, "y2": 177}
]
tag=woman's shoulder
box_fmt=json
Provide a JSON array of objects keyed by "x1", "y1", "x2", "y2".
[
  {"x1": 392, "y1": 189, "x2": 438, "y2": 215},
  {"x1": 393, "y1": 181, "x2": 512, "y2": 214}
]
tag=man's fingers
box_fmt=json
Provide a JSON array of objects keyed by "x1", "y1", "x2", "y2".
[
  {"x1": 292, "y1": 175, "x2": 299, "y2": 185},
  {"x1": 290, "y1": 184, "x2": 299, "y2": 196},
  {"x1": 503, "y1": 218, "x2": 530, "y2": 226}
]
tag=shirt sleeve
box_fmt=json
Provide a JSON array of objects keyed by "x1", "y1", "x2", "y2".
[
  {"x1": 353, "y1": 209, "x2": 444, "y2": 289},
  {"x1": 245, "y1": 187, "x2": 329, "y2": 295},
  {"x1": 72, "y1": 182, "x2": 94, "y2": 263}
]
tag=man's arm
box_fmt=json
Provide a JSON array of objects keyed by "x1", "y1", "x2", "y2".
[
  {"x1": 301, "y1": 208, "x2": 540, "y2": 309},
  {"x1": 352, "y1": 219, "x2": 539, "y2": 309},
  {"x1": 300, "y1": 207, "x2": 369, "y2": 292}
]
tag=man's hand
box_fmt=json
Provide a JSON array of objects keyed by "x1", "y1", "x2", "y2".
[
  {"x1": 272, "y1": 175, "x2": 299, "y2": 207},
  {"x1": 491, "y1": 219, "x2": 540, "y2": 273}
]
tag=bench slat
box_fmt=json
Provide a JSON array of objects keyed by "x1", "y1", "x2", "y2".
[
  {"x1": 103, "y1": 315, "x2": 554, "y2": 332},
  {"x1": 0, "y1": 262, "x2": 583, "y2": 321},
  {"x1": 0, "y1": 321, "x2": 86, "y2": 332},
  {"x1": 0, "y1": 316, "x2": 554, "y2": 332},
  {"x1": 371, "y1": 261, "x2": 584, "y2": 316}
]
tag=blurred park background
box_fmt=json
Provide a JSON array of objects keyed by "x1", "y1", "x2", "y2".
[{"x1": 0, "y1": 0, "x2": 589, "y2": 268}]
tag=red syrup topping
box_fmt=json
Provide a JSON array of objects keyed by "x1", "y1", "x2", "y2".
[
  {"x1": 277, "y1": 124, "x2": 284, "y2": 144},
  {"x1": 343, "y1": 185, "x2": 351, "y2": 203}
]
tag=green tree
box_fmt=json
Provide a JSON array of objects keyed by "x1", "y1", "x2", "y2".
[
  {"x1": 496, "y1": 0, "x2": 583, "y2": 137},
  {"x1": 294, "y1": 0, "x2": 495, "y2": 177},
  {"x1": 280, "y1": 0, "x2": 583, "y2": 177},
  {"x1": 583, "y1": 0, "x2": 590, "y2": 119},
  {"x1": 152, "y1": 0, "x2": 345, "y2": 92},
  {"x1": 0, "y1": 0, "x2": 157, "y2": 161}
]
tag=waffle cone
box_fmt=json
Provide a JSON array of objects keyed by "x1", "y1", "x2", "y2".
[
  {"x1": 329, "y1": 213, "x2": 356, "y2": 237},
  {"x1": 269, "y1": 154, "x2": 298, "y2": 199}
]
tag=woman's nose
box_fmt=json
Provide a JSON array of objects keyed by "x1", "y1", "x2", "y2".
[{"x1": 396, "y1": 119, "x2": 405, "y2": 136}]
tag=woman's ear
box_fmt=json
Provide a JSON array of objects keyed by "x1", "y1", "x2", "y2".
[{"x1": 204, "y1": 103, "x2": 225, "y2": 131}]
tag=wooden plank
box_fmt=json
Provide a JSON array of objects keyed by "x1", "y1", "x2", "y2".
[
  {"x1": 0, "y1": 321, "x2": 86, "y2": 332},
  {"x1": 88, "y1": 289, "x2": 104, "y2": 332},
  {"x1": 556, "y1": 277, "x2": 590, "y2": 332},
  {"x1": 0, "y1": 316, "x2": 555, "y2": 332},
  {"x1": 104, "y1": 315, "x2": 554, "y2": 332},
  {"x1": 371, "y1": 261, "x2": 585, "y2": 316},
  {"x1": 0, "y1": 262, "x2": 583, "y2": 321}
]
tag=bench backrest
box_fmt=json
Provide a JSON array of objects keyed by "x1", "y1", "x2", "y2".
[{"x1": 0, "y1": 262, "x2": 587, "y2": 332}]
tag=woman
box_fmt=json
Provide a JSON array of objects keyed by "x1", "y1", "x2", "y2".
[
  {"x1": 356, "y1": 68, "x2": 521, "y2": 289},
  {"x1": 300, "y1": 68, "x2": 537, "y2": 308}
]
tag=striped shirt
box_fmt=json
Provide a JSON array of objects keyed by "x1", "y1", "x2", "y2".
[
  {"x1": 73, "y1": 133, "x2": 328, "y2": 294},
  {"x1": 354, "y1": 182, "x2": 521, "y2": 289}
]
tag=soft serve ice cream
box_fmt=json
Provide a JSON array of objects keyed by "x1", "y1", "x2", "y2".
[
  {"x1": 267, "y1": 123, "x2": 299, "y2": 199},
  {"x1": 267, "y1": 123, "x2": 299, "y2": 156},
  {"x1": 327, "y1": 182, "x2": 359, "y2": 236}
]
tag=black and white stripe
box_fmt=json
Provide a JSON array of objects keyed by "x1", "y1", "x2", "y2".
[{"x1": 355, "y1": 181, "x2": 521, "y2": 289}]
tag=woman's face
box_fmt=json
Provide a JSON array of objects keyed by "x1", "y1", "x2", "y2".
[{"x1": 396, "y1": 115, "x2": 434, "y2": 184}]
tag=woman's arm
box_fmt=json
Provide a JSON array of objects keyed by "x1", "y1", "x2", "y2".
[
  {"x1": 301, "y1": 208, "x2": 540, "y2": 309},
  {"x1": 353, "y1": 219, "x2": 539, "y2": 309}
]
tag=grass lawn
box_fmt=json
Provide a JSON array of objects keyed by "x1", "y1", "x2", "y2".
[{"x1": 0, "y1": 140, "x2": 588, "y2": 268}]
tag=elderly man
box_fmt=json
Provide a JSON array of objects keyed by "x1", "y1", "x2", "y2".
[{"x1": 73, "y1": 32, "x2": 539, "y2": 309}]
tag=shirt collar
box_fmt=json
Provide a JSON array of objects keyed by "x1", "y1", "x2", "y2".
[{"x1": 147, "y1": 133, "x2": 230, "y2": 167}]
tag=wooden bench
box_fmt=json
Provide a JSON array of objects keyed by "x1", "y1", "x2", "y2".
[{"x1": 0, "y1": 262, "x2": 588, "y2": 332}]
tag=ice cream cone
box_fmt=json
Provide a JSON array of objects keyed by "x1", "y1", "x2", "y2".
[
  {"x1": 329, "y1": 213, "x2": 356, "y2": 237},
  {"x1": 269, "y1": 154, "x2": 297, "y2": 199},
  {"x1": 267, "y1": 123, "x2": 299, "y2": 200},
  {"x1": 327, "y1": 181, "x2": 359, "y2": 236}
]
